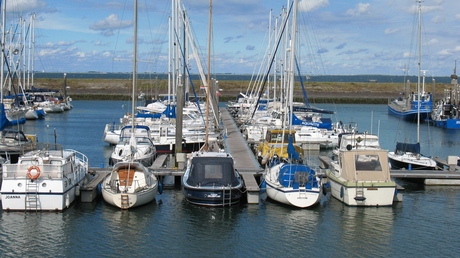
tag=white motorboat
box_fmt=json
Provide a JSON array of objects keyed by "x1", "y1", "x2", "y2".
[
  {"x1": 388, "y1": 1, "x2": 437, "y2": 170},
  {"x1": 388, "y1": 142, "x2": 437, "y2": 170},
  {"x1": 102, "y1": 161, "x2": 158, "y2": 209},
  {"x1": 333, "y1": 132, "x2": 381, "y2": 156},
  {"x1": 328, "y1": 148, "x2": 397, "y2": 206},
  {"x1": 109, "y1": 125, "x2": 157, "y2": 167},
  {"x1": 0, "y1": 143, "x2": 90, "y2": 211},
  {"x1": 182, "y1": 151, "x2": 243, "y2": 206}
]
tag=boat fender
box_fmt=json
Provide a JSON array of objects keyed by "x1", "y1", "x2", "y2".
[
  {"x1": 261, "y1": 153, "x2": 270, "y2": 165},
  {"x1": 340, "y1": 186, "x2": 344, "y2": 198},
  {"x1": 322, "y1": 183, "x2": 328, "y2": 195},
  {"x1": 75, "y1": 185, "x2": 81, "y2": 196},
  {"x1": 158, "y1": 182, "x2": 163, "y2": 194},
  {"x1": 260, "y1": 180, "x2": 266, "y2": 193},
  {"x1": 27, "y1": 166, "x2": 41, "y2": 180}
]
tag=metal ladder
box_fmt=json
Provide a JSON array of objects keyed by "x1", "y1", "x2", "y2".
[
  {"x1": 25, "y1": 181, "x2": 39, "y2": 211},
  {"x1": 297, "y1": 187, "x2": 308, "y2": 199},
  {"x1": 222, "y1": 188, "x2": 231, "y2": 206},
  {"x1": 120, "y1": 194, "x2": 129, "y2": 209},
  {"x1": 354, "y1": 184, "x2": 366, "y2": 202}
]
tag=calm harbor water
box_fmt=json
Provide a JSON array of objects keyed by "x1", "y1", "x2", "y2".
[{"x1": 0, "y1": 100, "x2": 459, "y2": 257}]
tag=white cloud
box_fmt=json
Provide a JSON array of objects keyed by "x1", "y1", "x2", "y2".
[
  {"x1": 431, "y1": 15, "x2": 445, "y2": 23},
  {"x1": 90, "y1": 14, "x2": 133, "y2": 36},
  {"x1": 426, "y1": 39, "x2": 439, "y2": 46},
  {"x1": 299, "y1": 0, "x2": 329, "y2": 12},
  {"x1": 6, "y1": 0, "x2": 45, "y2": 12},
  {"x1": 384, "y1": 28, "x2": 399, "y2": 34},
  {"x1": 346, "y1": 3, "x2": 371, "y2": 16}
]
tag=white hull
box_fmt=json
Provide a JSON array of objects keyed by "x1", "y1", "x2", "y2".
[
  {"x1": 328, "y1": 176, "x2": 396, "y2": 206},
  {"x1": 101, "y1": 162, "x2": 158, "y2": 209},
  {"x1": 1, "y1": 177, "x2": 86, "y2": 211},
  {"x1": 265, "y1": 180, "x2": 322, "y2": 208},
  {"x1": 264, "y1": 162, "x2": 323, "y2": 208},
  {"x1": 102, "y1": 187, "x2": 157, "y2": 209},
  {"x1": 0, "y1": 146, "x2": 89, "y2": 211},
  {"x1": 25, "y1": 109, "x2": 39, "y2": 119}
]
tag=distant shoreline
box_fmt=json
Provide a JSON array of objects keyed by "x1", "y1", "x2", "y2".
[
  {"x1": 33, "y1": 77, "x2": 452, "y2": 104},
  {"x1": 34, "y1": 72, "x2": 454, "y2": 84}
]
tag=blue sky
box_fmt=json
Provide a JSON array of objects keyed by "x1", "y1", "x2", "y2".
[{"x1": 5, "y1": 0, "x2": 460, "y2": 76}]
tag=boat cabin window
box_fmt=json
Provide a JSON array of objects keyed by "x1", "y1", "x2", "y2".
[
  {"x1": 20, "y1": 160, "x2": 34, "y2": 165},
  {"x1": 354, "y1": 154, "x2": 382, "y2": 171},
  {"x1": 267, "y1": 132, "x2": 294, "y2": 143},
  {"x1": 204, "y1": 164, "x2": 223, "y2": 179},
  {"x1": 3, "y1": 131, "x2": 27, "y2": 141}
]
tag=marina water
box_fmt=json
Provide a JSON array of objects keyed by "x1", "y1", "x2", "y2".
[{"x1": 0, "y1": 101, "x2": 459, "y2": 257}]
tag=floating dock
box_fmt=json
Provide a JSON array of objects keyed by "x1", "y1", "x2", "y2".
[
  {"x1": 220, "y1": 108, "x2": 264, "y2": 203},
  {"x1": 81, "y1": 108, "x2": 264, "y2": 204},
  {"x1": 81, "y1": 108, "x2": 460, "y2": 204}
]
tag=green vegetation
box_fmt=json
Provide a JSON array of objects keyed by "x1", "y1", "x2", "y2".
[{"x1": 34, "y1": 78, "x2": 451, "y2": 103}]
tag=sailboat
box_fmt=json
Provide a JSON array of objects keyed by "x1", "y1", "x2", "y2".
[
  {"x1": 262, "y1": 0, "x2": 323, "y2": 208},
  {"x1": 181, "y1": 0, "x2": 243, "y2": 206},
  {"x1": 102, "y1": 0, "x2": 158, "y2": 209},
  {"x1": 388, "y1": 0, "x2": 437, "y2": 171}
]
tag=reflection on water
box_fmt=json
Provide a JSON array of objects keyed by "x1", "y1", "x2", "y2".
[{"x1": 332, "y1": 203, "x2": 395, "y2": 257}]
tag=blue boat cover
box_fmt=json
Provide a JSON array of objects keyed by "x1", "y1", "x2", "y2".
[
  {"x1": 395, "y1": 142, "x2": 420, "y2": 154},
  {"x1": 0, "y1": 103, "x2": 26, "y2": 131}
]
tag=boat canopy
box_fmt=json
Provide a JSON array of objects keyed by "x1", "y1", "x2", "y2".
[
  {"x1": 186, "y1": 157, "x2": 239, "y2": 187},
  {"x1": 278, "y1": 163, "x2": 318, "y2": 188},
  {"x1": 395, "y1": 142, "x2": 420, "y2": 154}
]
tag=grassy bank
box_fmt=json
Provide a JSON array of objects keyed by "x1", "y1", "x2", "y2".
[{"x1": 36, "y1": 78, "x2": 450, "y2": 104}]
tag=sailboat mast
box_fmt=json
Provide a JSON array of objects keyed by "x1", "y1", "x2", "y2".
[
  {"x1": 204, "y1": 0, "x2": 212, "y2": 149},
  {"x1": 416, "y1": 0, "x2": 422, "y2": 142},
  {"x1": 132, "y1": 0, "x2": 138, "y2": 127},
  {"x1": 288, "y1": 0, "x2": 298, "y2": 132},
  {"x1": 1, "y1": 0, "x2": 6, "y2": 101}
]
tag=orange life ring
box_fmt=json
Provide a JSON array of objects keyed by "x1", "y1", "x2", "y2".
[{"x1": 27, "y1": 166, "x2": 41, "y2": 180}]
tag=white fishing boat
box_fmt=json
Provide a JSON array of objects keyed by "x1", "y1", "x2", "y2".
[
  {"x1": 0, "y1": 143, "x2": 90, "y2": 211},
  {"x1": 328, "y1": 148, "x2": 397, "y2": 206},
  {"x1": 101, "y1": 161, "x2": 158, "y2": 209}
]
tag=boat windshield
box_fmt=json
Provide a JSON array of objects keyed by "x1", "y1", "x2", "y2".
[{"x1": 354, "y1": 154, "x2": 383, "y2": 171}]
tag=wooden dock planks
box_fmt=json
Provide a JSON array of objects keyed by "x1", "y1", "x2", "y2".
[{"x1": 220, "y1": 108, "x2": 263, "y2": 203}]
